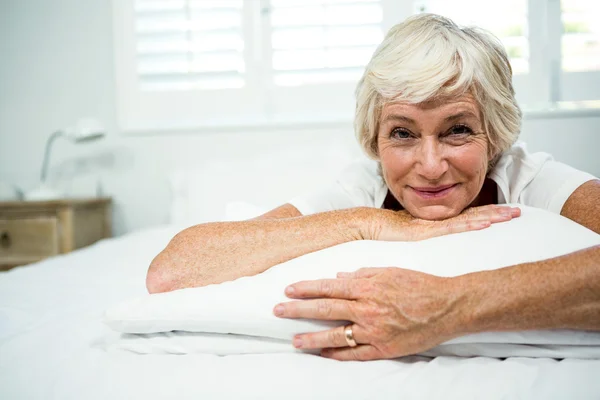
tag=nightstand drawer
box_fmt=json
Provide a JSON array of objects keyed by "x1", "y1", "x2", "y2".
[
  {"x1": 0, "y1": 217, "x2": 59, "y2": 260},
  {"x1": 0, "y1": 198, "x2": 111, "y2": 270}
]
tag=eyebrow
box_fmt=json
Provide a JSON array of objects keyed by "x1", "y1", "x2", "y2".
[
  {"x1": 443, "y1": 111, "x2": 480, "y2": 123},
  {"x1": 382, "y1": 110, "x2": 480, "y2": 125},
  {"x1": 382, "y1": 114, "x2": 416, "y2": 124}
]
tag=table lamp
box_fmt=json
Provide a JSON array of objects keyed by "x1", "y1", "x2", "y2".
[{"x1": 25, "y1": 118, "x2": 106, "y2": 201}]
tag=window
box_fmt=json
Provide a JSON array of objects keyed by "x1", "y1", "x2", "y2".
[
  {"x1": 135, "y1": 0, "x2": 245, "y2": 91},
  {"x1": 560, "y1": 0, "x2": 600, "y2": 102},
  {"x1": 264, "y1": 0, "x2": 394, "y2": 121},
  {"x1": 270, "y1": 0, "x2": 384, "y2": 86},
  {"x1": 114, "y1": 0, "x2": 402, "y2": 131},
  {"x1": 113, "y1": 0, "x2": 600, "y2": 132},
  {"x1": 561, "y1": 0, "x2": 600, "y2": 72}
]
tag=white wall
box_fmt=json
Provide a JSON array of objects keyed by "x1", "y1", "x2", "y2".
[{"x1": 1, "y1": 0, "x2": 599, "y2": 236}]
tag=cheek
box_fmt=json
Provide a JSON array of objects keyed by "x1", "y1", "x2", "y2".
[
  {"x1": 379, "y1": 142, "x2": 412, "y2": 182},
  {"x1": 450, "y1": 142, "x2": 489, "y2": 181}
]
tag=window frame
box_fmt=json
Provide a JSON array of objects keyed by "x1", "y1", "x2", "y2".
[{"x1": 112, "y1": 0, "x2": 600, "y2": 134}]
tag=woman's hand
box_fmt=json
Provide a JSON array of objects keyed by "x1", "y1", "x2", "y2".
[
  {"x1": 363, "y1": 205, "x2": 521, "y2": 241},
  {"x1": 273, "y1": 267, "x2": 466, "y2": 361}
]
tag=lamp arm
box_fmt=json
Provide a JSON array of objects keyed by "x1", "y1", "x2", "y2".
[{"x1": 40, "y1": 130, "x2": 64, "y2": 183}]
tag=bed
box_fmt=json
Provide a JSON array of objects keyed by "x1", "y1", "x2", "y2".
[{"x1": 1, "y1": 152, "x2": 600, "y2": 399}]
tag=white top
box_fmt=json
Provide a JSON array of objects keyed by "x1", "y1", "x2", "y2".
[{"x1": 289, "y1": 142, "x2": 597, "y2": 216}]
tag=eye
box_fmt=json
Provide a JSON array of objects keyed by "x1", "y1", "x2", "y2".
[
  {"x1": 390, "y1": 128, "x2": 413, "y2": 140},
  {"x1": 447, "y1": 124, "x2": 473, "y2": 136}
]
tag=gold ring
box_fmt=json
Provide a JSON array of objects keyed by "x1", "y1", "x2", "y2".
[{"x1": 344, "y1": 324, "x2": 357, "y2": 347}]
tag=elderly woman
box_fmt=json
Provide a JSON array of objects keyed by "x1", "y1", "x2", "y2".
[{"x1": 147, "y1": 14, "x2": 600, "y2": 361}]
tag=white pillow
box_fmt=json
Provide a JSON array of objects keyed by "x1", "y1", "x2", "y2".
[{"x1": 104, "y1": 205, "x2": 600, "y2": 357}]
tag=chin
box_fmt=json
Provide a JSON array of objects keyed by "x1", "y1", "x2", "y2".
[{"x1": 405, "y1": 204, "x2": 464, "y2": 221}]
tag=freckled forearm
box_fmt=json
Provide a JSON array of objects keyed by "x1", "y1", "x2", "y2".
[
  {"x1": 150, "y1": 208, "x2": 370, "y2": 291},
  {"x1": 449, "y1": 245, "x2": 600, "y2": 336}
]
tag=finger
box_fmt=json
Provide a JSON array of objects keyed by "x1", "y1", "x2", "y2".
[
  {"x1": 321, "y1": 345, "x2": 382, "y2": 361},
  {"x1": 464, "y1": 206, "x2": 510, "y2": 222},
  {"x1": 464, "y1": 205, "x2": 521, "y2": 221},
  {"x1": 486, "y1": 205, "x2": 521, "y2": 222},
  {"x1": 336, "y1": 267, "x2": 386, "y2": 279},
  {"x1": 455, "y1": 209, "x2": 515, "y2": 226},
  {"x1": 293, "y1": 324, "x2": 365, "y2": 350},
  {"x1": 285, "y1": 278, "x2": 359, "y2": 299},
  {"x1": 418, "y1": 218, "x2": 490, "y2": 241},
  {"x1": 429, "y1": 219, "x2": 491, "y2": 238},
  {"x1": 274, "y1": 299, "x2": 355, "y2": 320}
]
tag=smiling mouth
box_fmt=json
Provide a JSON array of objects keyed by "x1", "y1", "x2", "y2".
[{"x1": 410, "y1": 184, "x2": 458, "y2": 199}]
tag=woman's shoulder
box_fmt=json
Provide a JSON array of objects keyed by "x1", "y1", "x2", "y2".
[
  {"x1": 493, "y1": 141, "x2": 552, "y2": 167},
  {"x1": 489, "y1": 141, "x2": 597, "y2": 212},
  {"x1": 489, "y1": 142, "x2": 553, "y2": 185}
]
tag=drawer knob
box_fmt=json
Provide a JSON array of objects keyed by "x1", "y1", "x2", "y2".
[{"x1": 0, "y1": 231, "x2": 10, "y2": 249}]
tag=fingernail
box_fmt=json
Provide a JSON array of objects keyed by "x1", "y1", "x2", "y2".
[
  {"x1": 273, "y1": 305, "x2": 284, "y2": 316},
  {"x1": 293, "y1": 337, "x2": 303, "y2": 348},
  {"x1": 478, "y1": 221, "x2": 491, "y2": 228},
  {"x1": 500, "y1": 210, "x2": 511, "y2": 218},
  {"x1": 285, "y1": 286, "x2": 295, "y2": 296}
]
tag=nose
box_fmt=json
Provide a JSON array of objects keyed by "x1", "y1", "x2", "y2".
[{"x1": 415, "y1": 138, "x2": 448, "y2": 181}]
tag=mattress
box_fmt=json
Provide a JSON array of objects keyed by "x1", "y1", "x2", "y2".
[{"x1": 1, "y1": 224, "x2": 599, "y2": 400}]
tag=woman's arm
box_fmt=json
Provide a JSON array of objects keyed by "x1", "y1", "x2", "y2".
[
  {"x1": 275, "y1": 180, "x2": 600, "y2": 361},
  {"x1": 146, "y1": 204, "x2": 519, "y2": 293},
  {"x1": 454, "y1": 244, "x2": 600, "y2": 335},
  {"x1": 147, "y1": 206, "x2": 366, "y2": 293},
  {"x1": 275, "y1": 244, "x2": 600, "y2": 361},
  {"x1": 459, "y1": 179, "x2": 600, "y2": 333}
]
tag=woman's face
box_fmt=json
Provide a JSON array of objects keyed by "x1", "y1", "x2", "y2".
[{"x1": 377, "y1": 95, "x2": 489, "y2": 220}]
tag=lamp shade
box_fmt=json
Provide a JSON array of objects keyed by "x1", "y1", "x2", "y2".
[
  {"x1": 24, "y1": 118, "x2": 106, "y2": 201},
  {"x1": 64, "y1": 118, "x2": 106, "y2": 142}
]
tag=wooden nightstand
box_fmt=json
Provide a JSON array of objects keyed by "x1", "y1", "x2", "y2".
[{"x1": 0, "y1": 198, "x2": 112, "y2": 271}]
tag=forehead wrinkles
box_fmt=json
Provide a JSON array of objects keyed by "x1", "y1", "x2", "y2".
[{"x1": 381, "y1": 98, "x2": 482, "y2": 127}]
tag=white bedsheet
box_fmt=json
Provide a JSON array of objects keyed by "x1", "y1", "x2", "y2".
[{"x1": 1, "y1": 224, "x2": 600, "y2": 399}]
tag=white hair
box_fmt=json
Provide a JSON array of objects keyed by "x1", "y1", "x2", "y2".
[{"x1": 355, "y1": 13, "x2": 522, "y2": 167}]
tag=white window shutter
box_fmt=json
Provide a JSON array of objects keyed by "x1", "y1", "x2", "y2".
[
  {"x1": 134, "y1": 0, "x2": 245, "y2": 91},
  {"x1": 264, "y1": 0, "x2": 388, "y2": 120},
  {"x1": 269, "y1": 0, "x2": 384, "y2": 86},
  {"x1": 113, "y1": 0, "x2": 263, "y2": 132}
]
